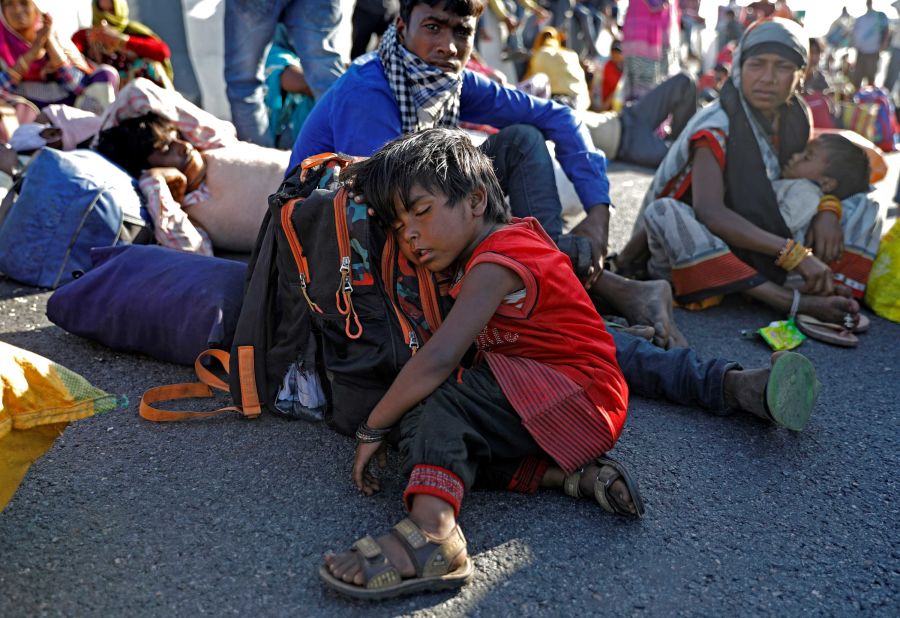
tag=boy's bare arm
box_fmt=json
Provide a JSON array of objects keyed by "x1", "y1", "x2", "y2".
[
  {"x1": 365, "y1": 262, "x2": 522, "y2": 431},
  {"x1": 352, "y1": 262, "x2": 522, "y2": 493}
]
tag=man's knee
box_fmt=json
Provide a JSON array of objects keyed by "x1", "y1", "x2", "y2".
[{"x1": 496, "y1": 124, "x2": 545, "y2": 151}]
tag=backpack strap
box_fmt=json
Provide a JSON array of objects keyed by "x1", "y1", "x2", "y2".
[
  {"x1": 416, "y1": 265, "x2": 444, "y2": 334},
  {"x1": 139, "y1": 349, "x2": 261, "y2": 422},
  {"x1": 332, "y1": 186, "x2": 363, "y2": 339}
]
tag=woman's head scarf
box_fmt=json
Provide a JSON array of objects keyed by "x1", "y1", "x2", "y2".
[
  {"x1": 731, "y1": 17, "x2": 808, "y2": 88},
  {"x1": 93, "y1": 0, "x2": 154, "y2": 38},
  {"x1": 532, "y1": 27, "x2": 561, "y2": 53}
]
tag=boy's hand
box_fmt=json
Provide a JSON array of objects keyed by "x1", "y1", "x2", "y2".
[
  {"x1": 351, "y1": 440, "x2": 387, "y2": 496},
  {"x1": 570, "y1": 204, "x2": 610, "y2": 288},
  {"x1": 805, "y1": 211, "x2": 843, "y2": 265}
]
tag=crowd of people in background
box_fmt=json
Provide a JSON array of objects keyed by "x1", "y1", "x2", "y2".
[{"x1": 0, "y1": 0, "x2": 895, "y2": 602}]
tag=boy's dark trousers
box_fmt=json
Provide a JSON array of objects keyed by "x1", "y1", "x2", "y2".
[{"x1": 399, "y1": 362, "x2": 550, "y2": 505}]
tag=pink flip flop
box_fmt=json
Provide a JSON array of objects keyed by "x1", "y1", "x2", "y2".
[{"x1": 795, "y1": 314, "x2": 859, "y2": 348}]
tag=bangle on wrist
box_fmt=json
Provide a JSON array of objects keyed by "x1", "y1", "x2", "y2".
[
  {"x1": 355, "y1": 421, "x2": 393, "y2": 443},
  {"x1": 775, "y1": 238, "x2": 795, "y2": 264},
  {"x1": 775, "y1": 239, "x2": 812, "y2": 271},
  {"x1": 817, "y1": 194, "x2": 842, "y2": 219}
]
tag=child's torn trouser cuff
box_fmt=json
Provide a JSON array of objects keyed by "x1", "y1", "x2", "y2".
[{"x1": 404, "y1": 464, "x2": 464, "y2": 518}]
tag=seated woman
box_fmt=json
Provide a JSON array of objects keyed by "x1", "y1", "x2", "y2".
[
  {"x1": 0, "y1": 0, "x2": 118, "y2": 112},
  {"x1": 615, "y1": 19, "x2": 873, "y2": 328},
  {"x1": 521, "y1": 26, "x2": 591, "y2": 111},
  {"x1": 72, "y1": 0, "x2": 174, "y2": 90}
]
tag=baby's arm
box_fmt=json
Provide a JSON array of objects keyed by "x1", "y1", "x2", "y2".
[{"x1": 351, "y1": 261, "x2": 522, "y2": 493}]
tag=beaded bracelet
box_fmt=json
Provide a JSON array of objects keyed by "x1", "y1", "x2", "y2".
[{"x1": 355, "y1": 421, "x2": 393, "y2": 443}]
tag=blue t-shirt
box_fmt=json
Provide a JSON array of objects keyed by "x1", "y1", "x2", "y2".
[{"x1": 289, "y1": 54, "x2": 611, "y2": 209}]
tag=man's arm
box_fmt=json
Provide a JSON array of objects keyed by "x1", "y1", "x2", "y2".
[
  {"x1": 459, "y1": 71, "x2": 611, "y2": 281},
  {"x1": 288, "y1": 61, "x2": 402, "y2": 169},
  {"x1": 459, "y1": 70, "x2": 612, "y2": 212}
]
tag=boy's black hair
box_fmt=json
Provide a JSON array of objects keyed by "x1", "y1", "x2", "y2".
[
  {"x1": 399, "y1": 0, "x2": 485, "y2": 25},
  {"x1": 817, "y1": 133, "x2": 870, "y2": 199},
  {"x1": 345, "y1": 128, "x2": 510, "y2": 227},
  {"x1": 94, "y1": 112, "x2": 175, "y2": 178}
]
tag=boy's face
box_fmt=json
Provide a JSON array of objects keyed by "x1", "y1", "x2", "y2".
[
  {"x1": 389, "y1": 183, "x2": 486, "y2": 273},
  {"x1": 782, "y1": 139, "x2": 831, "y2": 184},
  {"x1": 397, "y1": 4, "x2": 477, "y2": 74}
]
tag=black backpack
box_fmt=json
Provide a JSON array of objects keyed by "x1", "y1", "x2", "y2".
[{"x1": 140, "y1": 153, "x2": 450, "y2": 435}]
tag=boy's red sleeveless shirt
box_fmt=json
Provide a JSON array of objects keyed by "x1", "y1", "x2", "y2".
[{"x1": 449, "y1": 218, "x2": 628, "y2": 471}]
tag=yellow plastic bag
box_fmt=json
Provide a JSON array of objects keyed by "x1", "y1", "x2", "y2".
[
  {"x1": 865, "y1": 220, "x2": 900, "y2": 323},
  {"x1": 0, "y1": 342, "x2": 126, "y2": 510}
]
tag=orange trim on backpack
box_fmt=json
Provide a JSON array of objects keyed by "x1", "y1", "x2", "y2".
[
  {"x1": 300, "y1": 152, "x2": 354, "y2": 170},
  {"x1": 382, "y1": 233, "x2": 419, "y2": 354},
  {"x1": 237, "y1": 346, "x2": 261, "y2": 417},
  {"x1": 416, "y1": 264, "x2": 444, "y2": 335}
]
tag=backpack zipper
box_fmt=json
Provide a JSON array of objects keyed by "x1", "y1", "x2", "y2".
[
  {"x1": 280, "y1": 197, "x2": 322, "y2": 313},
  {"x1": 332, "y1": 187, "x2": 362, "y2": 339}
]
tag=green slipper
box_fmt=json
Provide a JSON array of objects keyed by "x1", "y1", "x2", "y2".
[{"x1": 765, "y1": 352, "x2": 820, "y2": 432}]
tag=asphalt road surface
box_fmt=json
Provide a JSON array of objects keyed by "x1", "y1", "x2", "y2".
[{"x1": 0, "y1": 162, "x2": 897, "y2": 617}]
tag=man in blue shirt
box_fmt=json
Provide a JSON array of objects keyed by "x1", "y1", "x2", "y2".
[{"x1": 291, "y1": 0, "x2": 612, "y2": 286}]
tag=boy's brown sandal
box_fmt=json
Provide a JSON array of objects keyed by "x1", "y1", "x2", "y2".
[
  {"x1": 319, "y1": 518, "x2": 474, "y2": 600},
  {"x1": 563, "y1": 455, "x2": 646, "y2": 519}
]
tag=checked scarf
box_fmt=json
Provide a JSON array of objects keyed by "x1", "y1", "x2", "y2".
[{"x1": 378, "y1": 23, "x2": 462, "y2": 134}]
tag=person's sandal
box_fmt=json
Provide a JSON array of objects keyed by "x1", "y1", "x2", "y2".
[
  {"x1": 563, "y1": 455, "x2": 646, "y2": 519},
  {"x1": 318, "y1": 518, "x2": 474, "y2": 600}
]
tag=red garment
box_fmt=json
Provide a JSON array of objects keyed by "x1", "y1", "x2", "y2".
[
  {"x1": 600, "y1": 60, "x2": 623, "y2": 104},
  {"x1": 72, "y1": 29, "x2": 170, "y2": 62},
  {"x1": 449, "y1": 218, "x2": 628, "y2": 472}
]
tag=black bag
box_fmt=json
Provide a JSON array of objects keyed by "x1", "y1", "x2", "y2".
[{"x1": 141, "y1": 153, "x2": 449, "y2": 435}]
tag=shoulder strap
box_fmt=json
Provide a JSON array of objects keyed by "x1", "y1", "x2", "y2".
[{"x1": 140, "y1": 349, "x2": 260, "y2": 422}]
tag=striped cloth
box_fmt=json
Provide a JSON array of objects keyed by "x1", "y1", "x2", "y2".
[{"x1": 484, "y1": 352, "x2": 615, "y2": 474}]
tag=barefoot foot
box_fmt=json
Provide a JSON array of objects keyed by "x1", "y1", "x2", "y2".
[
  {"x1": 594, "y1": 275, "x2": 689, "y2": 349},
  {"x1": 797, "y1": 294, "x2": 859, "y2": 324}
]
